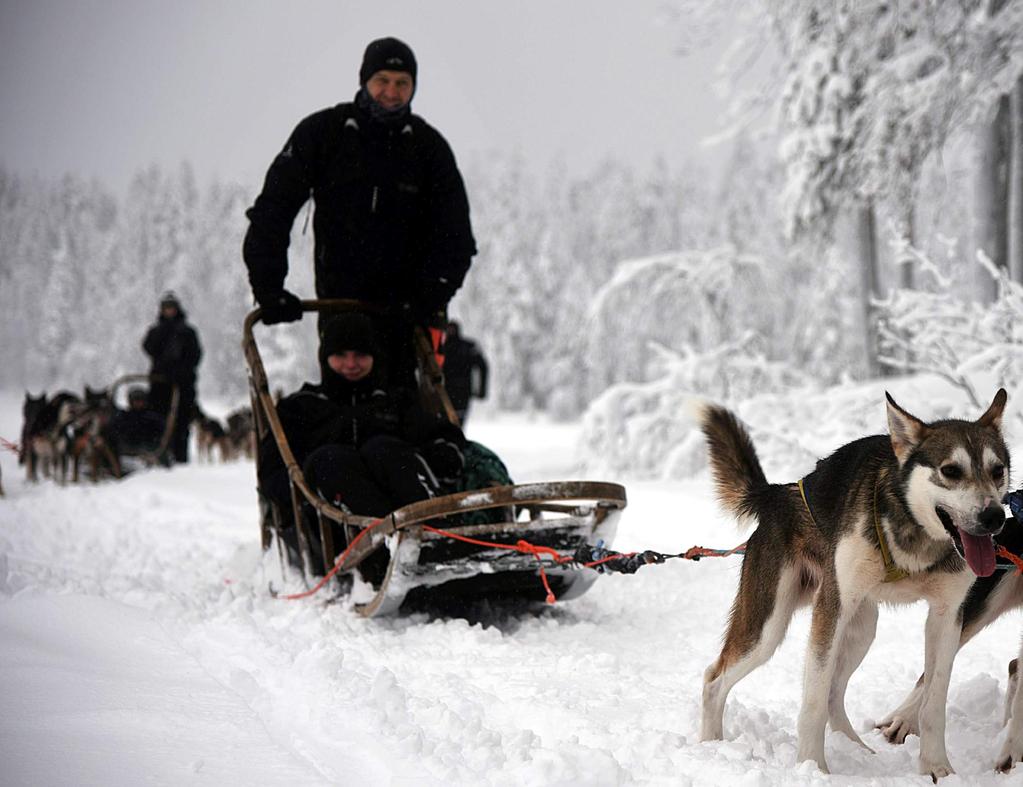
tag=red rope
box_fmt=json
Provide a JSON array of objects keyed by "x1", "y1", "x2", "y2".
[
  {"x1": 421, "y1": 524, "x2": 574, "y2": 604},
  {"x1": 682, "y1": 543, "x2": 748, "y2": 560},
  {"x1": 279, "y1": 517, "x2": 386, "y2": 600},
  {"x1": 997, "y1": 545, "x2": 1023, "y2": 574},
  {"x1": 0, "y1": 437, "x2": 19, "y2": 453},
  {"x1": 279, "y1": 517, "x2": 749, "y2": 606},
  {"x1": 584, "y1": 552, "x2": 638, "y2": 569}
]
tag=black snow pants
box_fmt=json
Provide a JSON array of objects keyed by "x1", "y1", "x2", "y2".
[
  {"x1": 302, "y1": 434, "x2": 438, "y2": 516},
  {"x1": 289, "y1": 435, "x2": 438, "y2": 581}
]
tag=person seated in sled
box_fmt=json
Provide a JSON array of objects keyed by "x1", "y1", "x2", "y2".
[
  {"x1": 258, "y1": 311, "x2": 467, "y2": 567},
  {"x1": 106, "y1": 387, "x2": 167, "y2": 459}
]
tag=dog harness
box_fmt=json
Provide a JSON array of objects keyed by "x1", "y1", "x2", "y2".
[{"x1": 797, "y1": 478, "x2": 909, "y2": 583}]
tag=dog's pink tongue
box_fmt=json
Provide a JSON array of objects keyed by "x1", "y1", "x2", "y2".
[{"x1": 959, "y1": 529, "x2": 996, "y2": 577}]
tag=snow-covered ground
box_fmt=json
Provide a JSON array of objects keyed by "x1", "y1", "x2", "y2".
[{"x1": 1, "y1": 392, "x2": 1021, "y2": 785}]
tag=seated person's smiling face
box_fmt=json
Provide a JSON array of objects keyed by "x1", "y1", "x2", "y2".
[{"x1": 327, "y1": 350, "x2": 374, "y2": 382}]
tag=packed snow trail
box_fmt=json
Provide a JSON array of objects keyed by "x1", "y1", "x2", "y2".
[{"x1": 1, "y1": 402, "x2": 1022, "y2": 785}]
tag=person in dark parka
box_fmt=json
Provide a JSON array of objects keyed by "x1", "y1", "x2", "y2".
[
  {"x1": 142, "y1": 291, "x2": 202, "y2": 463},
  {"x1": 442, "y1": 321, "x2": 489, "y2": 426},
  {"x1": 243, "y1": 36, "x2": 477, "y2": 359},
  {"x1": 258, "y1": 312, "x2": 466, "y2": 568}
]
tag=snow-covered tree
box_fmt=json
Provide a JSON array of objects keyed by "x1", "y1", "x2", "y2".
[
  {"x1": 876, "y1": 249, "x2": 1023, "y2": 416},
  {"x1": 754, "y1": 0, "x2": 1023, "y2": 241}
]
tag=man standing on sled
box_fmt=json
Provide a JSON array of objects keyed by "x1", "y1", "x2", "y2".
[{"x1": 242, "y1": 36, "x2": 477, "y2": 378}]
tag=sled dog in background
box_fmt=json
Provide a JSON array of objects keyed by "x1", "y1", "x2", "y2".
[
  {"x1": 697, "y1": 390, "x2": 1009, "y2": 779},
  {"x1": 21, "y1": 391, "x2": 81, "y2": 482},
  {"x1": 192, "y1": 406, "x2": 231, "y2": 463},
  {"x1": 225, "y1": 407, "x2": 256, "y2": 460}
]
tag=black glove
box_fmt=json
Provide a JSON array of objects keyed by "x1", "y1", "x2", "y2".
[
  {"x1": 411, "y1": 277, "x2": 454, "y2": 325},
  {"x1": 255, "y1": 289, "x2": 303, "y2": 325},
  {"x1": 420, "y1": 438, "x2": 465, "y2": 483},
  {"x1": 422, "y1": 275, "x2": 454, "y2": 306}
]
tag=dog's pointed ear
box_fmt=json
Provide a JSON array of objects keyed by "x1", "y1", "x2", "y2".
[
  {"x1": 886, "y1": 392, "x2": 929, "y2": 465},
  {"x1": 977, "y1": 388, "x2": 1008, "y2": 432}
]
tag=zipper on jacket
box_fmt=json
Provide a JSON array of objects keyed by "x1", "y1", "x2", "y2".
[
  {"x1": 351, "y1": 390, "x2": 358, "y2": 444},
  {"x1": 371, "y1": 186, "x2": 379, "y2": 213}
]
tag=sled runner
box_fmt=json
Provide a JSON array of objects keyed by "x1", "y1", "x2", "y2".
[{"x1": 243, "y1": 299, "x2": 627, "y2": 617}]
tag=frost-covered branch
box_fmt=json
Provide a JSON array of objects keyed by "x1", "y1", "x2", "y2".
[{"x1": 876, "y1": 246, "x2": 1023, "y2": 409}]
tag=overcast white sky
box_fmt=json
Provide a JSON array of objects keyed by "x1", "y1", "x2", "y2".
[{"x1": 0, "y1": 0, "x2": 731, "y2": 194}]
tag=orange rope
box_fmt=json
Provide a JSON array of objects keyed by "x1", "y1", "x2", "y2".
[
  {"x1": 584, "y1": 552, "x2": 638, "y2": 569},
  {"x1": 421, "y1": 524, "x2": 574, "y2": 603},
  {"x1": 682, "y1": 543, "x2": 748, "y2": 561},
  {"x1": 279, "y1": 517, "x2": 385, "y2": 600},
  {"x1": 997, "y1": 545, "x2": 1023, "y2": 574},
  {"x1": 279, "y1": 517, "x2": 749, "y2": 605}
]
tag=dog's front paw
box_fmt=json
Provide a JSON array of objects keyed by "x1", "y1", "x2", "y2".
[
  {"x1": 996, "y1": 739, "x2": 1023, "y2": 773},
  {"x1": 876, "y1": 715, "x2": 917, "y2": 744},
  {"x1": 919, "y1": 758, "x2": 954, "y2": 782}
]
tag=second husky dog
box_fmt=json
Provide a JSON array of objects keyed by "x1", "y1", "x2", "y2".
[
  {"x1": 877, "y1": 505, "x2": 1023, "y2": 772},
  {"x1": 698, "y1": 390, "x2": 1009, "y2": 779}
]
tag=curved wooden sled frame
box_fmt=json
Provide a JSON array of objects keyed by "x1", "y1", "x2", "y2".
[
  {"x1": 107, "y1": 373, "x2": 180, "y2": 473},
  {"x1": 243, "y1": 299, "x2": 627, "y2": 617},
  {"x1": 57, "y1": 373, "x2": 179, "y2": 481}
]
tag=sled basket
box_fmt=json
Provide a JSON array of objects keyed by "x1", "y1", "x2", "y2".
[
  {"x1": 243, "y1": 299, "x2": 627, "y2": 617},
  {"x1": 106, "y1": 373, "x2": 179, "y2": 470}
]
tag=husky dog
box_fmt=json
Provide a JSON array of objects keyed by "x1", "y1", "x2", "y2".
[
  {"x1": 192, "y1": 406, "x2": 231, "y2": 463},
  {"x1": 21, "y1": 391, "x2": 81, "y2": 482},
  {"x1": 877, "y1": 502, "x2": 1023, "y2": 772},
  {"x1": 225, "y1": 406, "x2": 256, "y2": 460},
  {"x1": 21, "y1": 392, "x2": 48, "y2": 481},
  {"x1": 698, "y1": 390, "x2": 1009, "y2": 779},
  {"x1": 68, "y1": 386, "x2": 120, "y2": 482}
]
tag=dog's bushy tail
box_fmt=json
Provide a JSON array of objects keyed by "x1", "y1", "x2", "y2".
[{"x1": 698, "y1": 403, "x2": 768, "y2": 526}]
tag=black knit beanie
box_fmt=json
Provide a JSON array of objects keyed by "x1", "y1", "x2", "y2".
[
  {"x1": 319, "y1": 313, "x2": 381, "y2": 363},
  {"x1": 359, "y1": 37, "x2": 417, "y2": 85},
  {"x1": 160, "y1": 290, "x2": 181, "y2": 310}
]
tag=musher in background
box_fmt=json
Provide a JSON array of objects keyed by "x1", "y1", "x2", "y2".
[
  {"x1": 442, "y1": 320, "x2": 489, "y2": 426},
  {"x1": 242, "y1": 36, "x2": 477, "y2": 382},
  {"x1": 257, "y1": 312, "x2": 467, "y2": 571},
  {"x1": 142, "y1": 291, "x2": 202, "y2": 463}
]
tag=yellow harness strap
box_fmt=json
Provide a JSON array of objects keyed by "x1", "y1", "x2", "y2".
[
  {"x1": 873, "y1": 485, "x2": 910, "y2": 582},
  {"x1": 797, "y1": 477, "x2": 908, "y2": 583},
  {"x1": 797, "y1": 478, "x2": 816, "y2": 525}
]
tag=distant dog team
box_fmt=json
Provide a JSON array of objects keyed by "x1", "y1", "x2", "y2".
[{"x1": 18, "y1": 391, "x2": 256, "y2": 482}]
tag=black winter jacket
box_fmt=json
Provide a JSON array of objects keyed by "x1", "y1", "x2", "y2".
[
  {"x1": 142, "y1": 313, "x2": 202, "y2": 387},
  {"x1": 243, "y1": 99, "x2": 477, "y2": 314}
]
